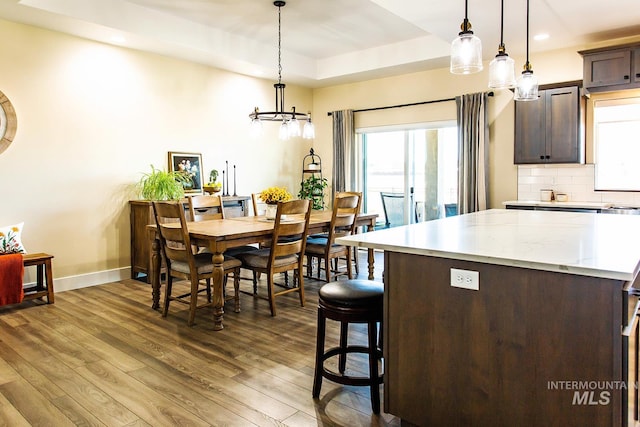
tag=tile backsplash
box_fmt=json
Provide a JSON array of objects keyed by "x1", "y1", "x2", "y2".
[{"x1": 517, "y1": 164, "x2": 640, "y2": 205}]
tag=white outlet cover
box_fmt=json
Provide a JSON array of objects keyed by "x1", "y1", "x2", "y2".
[{"x1": 450, "y1": 268, "x2": 479, "y2": 291}]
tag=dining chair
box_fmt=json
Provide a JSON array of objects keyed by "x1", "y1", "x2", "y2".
[
  {"x1": 237, "y1": 199, "x2": 311, "y2": 316},
  {"x1": 251, "y1": 192, "x2": 267, "y2": 216},
  {"x1": 187, "y1": 194, "x2": 225, "y2": 221},
  {"x1": 380, "y1": 192, "x2": 411, "y2": 228},
  {"x1": 248, "y1": 192, "x2": 294, "y2": 292},
  {"x1": 188, "y1": 194, "x2": 259, "y2": 256},
  {"x1": 152, "y1": 201, "x2": 242, "y2": 326},
  {"x1": 188, "y1": 194, "x2": 259, "y2": 286},
  {"x1": 305, "y1": 192, "x2": 362, "y2": 282}
]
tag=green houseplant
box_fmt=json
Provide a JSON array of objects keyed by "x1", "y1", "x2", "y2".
[
  {"x1": 298, "y1": 175, "x2": 328, "y2": 210},
  {"x1": 137, "y1": 165, "x2": 189, "y2": 201}
]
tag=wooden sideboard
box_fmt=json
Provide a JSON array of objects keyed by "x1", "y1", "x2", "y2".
[{"x1": 129, "y1": 196, "x2": 250, "y2": 281}]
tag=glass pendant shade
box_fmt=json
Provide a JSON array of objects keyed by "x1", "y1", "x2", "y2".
[
  {"x1": 303, "y1": 116, "x2": 315, "y2": 139},
  {"x1": 514, "y1": 70, "x2": 539, "y2": 101},
  {"x1": 488, "y1": 53, "x2": 516, "y2": 88},
  {"x1": 514, "y1": 0, "x2": 538, "y2": 101},
  {"x1": 288, "y1": 116, "x2": 301, "y2": 137},
  {"x1": 249, "y1": 116, "x2": 263, "y2": 138},
  {"x1": 450, "y1": 31, "x2": 483, "y2": 74},
  {"x1": 279, "y1": 120, "x2": 290, "y2": 140}
]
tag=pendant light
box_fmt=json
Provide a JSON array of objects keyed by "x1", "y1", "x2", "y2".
[
  {"x1": 249, "y1": 1, "x2": 315, "y2": 139},
  {"x1": 303, "y1": 114, "x2": 315, "y2": 139},
  {"x1": 450, "y1": 0, "x2": 483, "y2": 74},
  {"x1": 514, "y1": 0, "x2": 539, "y2": 101},
  {"x1": 488, "y1": 0, "x2": 516, "y2": 88}
]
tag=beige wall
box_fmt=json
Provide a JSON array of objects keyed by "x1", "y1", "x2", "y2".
[{"x1": 0, "y1": 19, "x2": 312, "y2": 286}]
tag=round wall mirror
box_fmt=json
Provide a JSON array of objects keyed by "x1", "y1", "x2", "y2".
[{"x1": 0, "y1": 90, "x2": 17, "y2": 156}]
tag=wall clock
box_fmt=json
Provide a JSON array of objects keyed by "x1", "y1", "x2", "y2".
[{"x1": 0, "y1": 90, "x2": 17, "y2": 156}]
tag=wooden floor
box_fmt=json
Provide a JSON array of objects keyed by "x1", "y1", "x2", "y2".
[{"x1": 0, "y1": 251, "x2": 399, "y2": 426}]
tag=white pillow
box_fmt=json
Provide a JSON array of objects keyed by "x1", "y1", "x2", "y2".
[{"x1": 0, "y1": 222, "x2": 26, "y2": 254}]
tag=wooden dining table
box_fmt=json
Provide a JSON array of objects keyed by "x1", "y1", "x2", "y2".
[{"x1": 148, "y1": 211, "x2": 378, "y2": 330}]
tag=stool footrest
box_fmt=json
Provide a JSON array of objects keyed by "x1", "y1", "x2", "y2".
[
  {"x1": 322, "y1": 345, "x2": 383, "y2": 362},
  {"x1": 320, "y1": 346, "x2": 383, "y2": 387}
]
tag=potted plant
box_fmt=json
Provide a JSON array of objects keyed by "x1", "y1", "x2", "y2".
[
  {"x1": 136, "y1": 164, "x2": 189, "y2": 201},
  {"x1": 259, "y1": 186, "x2": 293, "y2": 219},
  {"x1": 298, "y1": 175, "x2": 328, "y2": 210},
  {"x1": 203, "y1": 169, "x2": 222, "y2": 194}
]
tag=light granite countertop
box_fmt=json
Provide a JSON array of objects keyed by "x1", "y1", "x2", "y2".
[{"x1": 337, "y1": 209, "x2": 640, "y2": 281}]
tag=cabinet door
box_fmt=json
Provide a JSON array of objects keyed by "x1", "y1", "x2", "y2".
[
  {"x1": 583, "y1": 49, "x2": 631, "y2": 88},
  {"x1": 545, "y1": 87, "x2": 581, "y2": 163},
  {"x1": 514, "y1": 95, "x2": 545, "y2": 164}
]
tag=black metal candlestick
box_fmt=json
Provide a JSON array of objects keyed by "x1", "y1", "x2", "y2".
[
  {"x1": 233, "y1": 165, "x2": 237, "y2": 196},
  {"x1": 224, "y1": 160, "x2": 229, "y2": 196},
  {"x1": 222, "y1": 170, "x2": 225, "y2": 196}
]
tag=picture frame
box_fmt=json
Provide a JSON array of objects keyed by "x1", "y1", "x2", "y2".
[{"x1": 168, "y1": 151, "x2": 204, "y2": 195}]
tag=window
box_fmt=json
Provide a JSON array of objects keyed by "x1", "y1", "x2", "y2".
[
  {"x1": 358, "y1": 123, "x2": 458, "y2": 227},
  {"x1": 594, "y1": 97, "x2": 640, "y2": 191}
]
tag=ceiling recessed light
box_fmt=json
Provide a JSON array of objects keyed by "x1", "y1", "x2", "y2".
[{"x1": 534, "y1": 33, "x2": 549, "y2": 41}]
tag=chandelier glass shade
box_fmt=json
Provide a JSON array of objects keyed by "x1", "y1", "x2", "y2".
[
  {"x1": 514, "y1": 0, "x2": 539, "y2": 101},
  {"x1": 450, "y1": 0, "x2": 483, "y2": 74},
  {"x1": 249, "y1": 1, "x2": 314, "y2": 139},
  {"x1": 488, "y1": 0, "x2": 516, "y2": 88}
]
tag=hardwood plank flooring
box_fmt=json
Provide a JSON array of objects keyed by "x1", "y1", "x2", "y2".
[{"x1": 0, "y1": 251, "x2": 399, "y2": 426}]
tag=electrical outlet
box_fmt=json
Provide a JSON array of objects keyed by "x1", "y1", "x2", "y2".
[{"x1": 450, "y1": 268, "x2": 479, "y2": 291}]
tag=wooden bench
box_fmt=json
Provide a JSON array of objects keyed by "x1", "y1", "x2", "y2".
[{"x1": 22, "y1": 253, "x2": 55, "y2": 304}]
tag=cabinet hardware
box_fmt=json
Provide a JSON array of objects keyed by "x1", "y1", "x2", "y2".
[
  {"x1": 622, "y1": 300, "x2": 640, "y2": 337},
  {"x1": 624, "y1": 75, "x2": 630, "y2": 79}
]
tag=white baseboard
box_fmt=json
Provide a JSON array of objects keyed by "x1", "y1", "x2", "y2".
[{"x1": 25, "y1": 267, "x2": 132, "y2": 293}]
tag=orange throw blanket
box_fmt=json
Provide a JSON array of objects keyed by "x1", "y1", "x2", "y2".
[{"x1": 0, "y1": 253, "x2": 24, "y2": 305}]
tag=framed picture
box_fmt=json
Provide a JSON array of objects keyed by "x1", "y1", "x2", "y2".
[{"x1": 168, "y1": 151, "x2": 204, "y2": 194}]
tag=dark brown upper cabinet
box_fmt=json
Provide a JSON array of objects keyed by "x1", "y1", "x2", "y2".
[
  {"x1": 580, "y1": 43, "x2": 640, "y2": 93},
  {"x1": 514, "y1": 84, "x2": 584, "y2": 164}
]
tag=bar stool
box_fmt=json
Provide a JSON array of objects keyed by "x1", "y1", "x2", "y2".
[{"x1": 312, "y1": 279, "x2": 384, "y2": 413}]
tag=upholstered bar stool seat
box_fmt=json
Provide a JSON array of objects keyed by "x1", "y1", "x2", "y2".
[{"x1": 312, "y1": 279, "x2": 384, "y2": 413}]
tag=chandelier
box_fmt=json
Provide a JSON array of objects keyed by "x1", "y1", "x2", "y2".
[{"x1": 249, "y1": 1, "x2": 315, "y2": 140}]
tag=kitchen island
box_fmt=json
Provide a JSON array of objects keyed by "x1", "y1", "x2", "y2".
[{"x1": 337, "y1": 209, "x2": 640, "y2": 427}]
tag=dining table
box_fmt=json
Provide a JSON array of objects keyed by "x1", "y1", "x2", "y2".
[{"x1": 147, "y1": 210, "x2": 378, "y2": 330}]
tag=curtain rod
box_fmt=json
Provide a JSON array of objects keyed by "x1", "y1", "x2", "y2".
[{"x1": 327, "y1": 92, "x2": 494, "y2": 116}]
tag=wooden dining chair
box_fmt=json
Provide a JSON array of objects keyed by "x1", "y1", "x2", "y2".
[
  {"x1": 305, "y1": 192, "x2": 362, "y2": 282},
  {"x1": 237, "y1": 199, "x2": 311, "y2": 316},
  {"x1": 187, "y1": 194, "x2": 225, "y2": 221},
  {"x1": 188, "y1": 194, "x2": 259, "y2": 257},
  {"x1": 152, "y1": 201, "x2": 242, "y2": 326},
  {"x1": 188, "y1": 194, "x2": 259, "y2": 286},
  {"x1": 251, "y1": 193, "x2": 265, "y2": 216}
]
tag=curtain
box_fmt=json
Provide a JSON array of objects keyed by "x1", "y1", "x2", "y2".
[
  {"x1": 331, "y1": 109, "x2": 355, "y2": 200},
  {"x1": 456, "y1": 92, "x2": 489, "y2": 214}
]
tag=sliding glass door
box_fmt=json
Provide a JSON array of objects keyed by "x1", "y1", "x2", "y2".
[{"x1": 359, "y1": 124, "x2": 458, "y2": 227}]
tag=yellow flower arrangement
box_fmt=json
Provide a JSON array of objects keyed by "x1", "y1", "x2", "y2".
[{"x1": 260, "y1": 186, "x2": 293, "y2": 204}]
